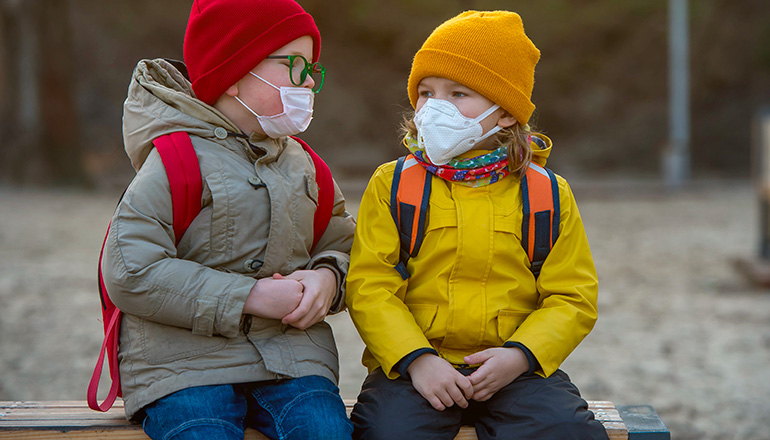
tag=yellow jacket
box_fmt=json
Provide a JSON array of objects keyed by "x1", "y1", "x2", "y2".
[{"x1": 346, "y1": 137, "x2": 598, "y2": 379}]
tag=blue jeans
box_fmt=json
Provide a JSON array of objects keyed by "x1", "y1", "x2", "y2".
[{"x1": 142, "y1": 376, "x2": 352, "y2": 440}]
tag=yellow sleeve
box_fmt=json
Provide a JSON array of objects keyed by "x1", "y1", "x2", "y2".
[
  {"x1": 511, "y1": 177, "x2": 599, "y2": 377},
  {"x1": 345, "y1": 162, "x2": 434, "y2": 378}
]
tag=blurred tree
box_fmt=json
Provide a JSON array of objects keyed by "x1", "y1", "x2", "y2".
[
  {"x1": 1, "y1": 0, "x2": 767, "y2": 188},
  {"x1": 458, "y1": 0, "x2": 476, "y2": 10},
  {"x1": 0, "y1": 0, "x2": 89, "y2": 187}
]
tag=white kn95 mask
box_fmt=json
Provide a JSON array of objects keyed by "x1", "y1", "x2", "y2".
[{"x1": 414, "y1": 98, "x2": 502, "y2": 165}]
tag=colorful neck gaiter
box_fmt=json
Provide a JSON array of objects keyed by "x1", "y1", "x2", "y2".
[{"x1": 405, "y1": 136, "x2": 511, "y2": 187}]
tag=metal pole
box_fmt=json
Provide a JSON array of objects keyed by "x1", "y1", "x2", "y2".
[
  {"x1": 664, "y1": 0, "x2": 690, "y2": 188},
  {"x1": 755, "y1": 108, "x2": 770, "y2": 259},
  {"x1": 17, "y1": 0, "x2": 40, "y2": 136}
]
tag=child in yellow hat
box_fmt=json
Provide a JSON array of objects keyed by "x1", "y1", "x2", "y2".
[{"x1": 346, "y1": 10, "x2": 608, "y2": 439}]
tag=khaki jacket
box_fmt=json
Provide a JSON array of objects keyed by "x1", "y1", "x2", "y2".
[
  {"x1": 102, "y1": 59, "x2": 355, "y2": 420},
  {"x1": 346, "y1": 137, "x2": 598, "y2": 379}
]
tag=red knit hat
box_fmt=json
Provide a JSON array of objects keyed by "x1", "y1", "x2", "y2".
[{"x1": 184, "y1": 0, "x2": 321, "y2": 105}]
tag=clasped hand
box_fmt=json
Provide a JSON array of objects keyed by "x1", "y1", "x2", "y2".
[
  {"x1": 243, "y1": 268, "x2": 336, "y2": 330},
  {"x1": 406, "y1": 347, "x2": 530, "y2": 411}
]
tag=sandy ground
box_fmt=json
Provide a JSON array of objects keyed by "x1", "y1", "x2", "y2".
[{"x1": 1, "y1": 178, "x2": 769, "y2": 440}]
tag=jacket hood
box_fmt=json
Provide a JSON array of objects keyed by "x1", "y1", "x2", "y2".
[
  {"x1": 530, "y1": 133, "x2": 552, "y2": 167},
  {"x1": 122, "y1": 58, "x2": 241, "y2": 171}
]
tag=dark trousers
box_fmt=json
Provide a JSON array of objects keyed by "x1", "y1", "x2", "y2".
[{"x1": 351, "y1": 368, "x2": 608, "y2": 440}]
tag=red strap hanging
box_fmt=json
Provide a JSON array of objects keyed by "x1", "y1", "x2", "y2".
[{"x1": 87, "y1": 132, "x2": 201, "y2": 412}]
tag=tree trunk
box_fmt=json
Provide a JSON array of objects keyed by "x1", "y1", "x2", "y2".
[
  {"x1": 38, "y1": 0, "x2": 90, "y2": 187},
  {"x1": 0, "y1": 0, "x2": 33, "y2": 184},
  {"x1": 0, "y1": 0, "x2": 89, "y2": 187}
]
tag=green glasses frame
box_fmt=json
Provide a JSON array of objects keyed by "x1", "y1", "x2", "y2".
[{"x1": 266, "y1": 55, "x2": 325, "y2": 93}]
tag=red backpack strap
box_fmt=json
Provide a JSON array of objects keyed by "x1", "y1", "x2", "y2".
[
  {"x1": 87, "y1": 228, "x2": 123, "y2": 411},
  {"x1": 520, "y1": 162, "x2": 560, "y2": 278},
  {"x1": 291, "y1": 136, "x2": 333, "y2": 252},
  {"x1": 154, "y1": 132, "x2": 202, "y2": 246},
  {"x1": 88, "y1": 132, "x2": 202, "y2": 412},
  {"x1": 390, "y1": 154, "x2": 432, "y2": 280}
]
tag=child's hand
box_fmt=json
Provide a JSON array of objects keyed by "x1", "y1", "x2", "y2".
[
  {"x1": 280, "y1": 268, "x2": 337, "y2": 330},
  {"x1": 243, "y1": 274, "x2": 303, "y2": 320},
  {"x1": 407, "y1": 353, "x2": 473, "y2": 411},
  {"x1": 463, "y1": 347, "x2": 529, "y2": 401}
]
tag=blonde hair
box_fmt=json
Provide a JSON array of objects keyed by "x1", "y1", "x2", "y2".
[{"x1": 400, "y1": 111, "x2": 534, "y2": 179}]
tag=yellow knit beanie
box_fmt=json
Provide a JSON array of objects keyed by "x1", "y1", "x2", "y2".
[{"x1": 407, "y1": 10, "x2": 541, "y2": 125}]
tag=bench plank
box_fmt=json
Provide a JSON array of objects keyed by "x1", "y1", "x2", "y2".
[{"x1": 0, "y1": 400, "x2": 628, "y2": 439}]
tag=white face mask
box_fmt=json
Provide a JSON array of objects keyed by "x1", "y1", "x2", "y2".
[
  {"x1": 234, "y1": 72, "x2": 314, "y2": 139},
  {"x1": 414, "y1": 99, "x2": 502, "y2": 165}
]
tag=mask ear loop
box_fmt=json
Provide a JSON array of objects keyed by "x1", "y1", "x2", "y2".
[
  {"x1": 468, "y1": 104, "x2": 503, "y2": 146},
  {"x1": 234, "y1": 96, "x2": 261, "y2": 118},
  {"x1": 249, "y1": 71, "x2": 281, "y2": 91},
  {"x1": 470, "y1": 124, "x2": 503, "y2": 147},
  {"x1": 232, "y1": 72, "x2": 279, "y2": 119},
  {"x1": 233, "y1": 72, "x2": 284, "y2": 119},
  {"x1": 472, "y1": 104, "x2": 501, "y2": 124}
]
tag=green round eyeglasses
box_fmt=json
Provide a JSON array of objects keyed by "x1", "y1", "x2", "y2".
[{"x1": 266, "y1": 55, "x2": 325, "y2": 94}]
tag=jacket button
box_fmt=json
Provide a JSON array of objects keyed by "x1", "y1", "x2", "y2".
[
  {"x1": 248, "y1": 176, "x2": 265, "y2": 188},
  {"x1": 244, "y1": 259, "x2": 263, "y2": 271},
  {"x1": 214, "y1": 127, "x2": 228, "y2": 139}
]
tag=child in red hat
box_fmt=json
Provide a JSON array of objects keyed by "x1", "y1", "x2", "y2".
[{"x1": 101, "y1": 1, "x2": 355, "y2": 438}]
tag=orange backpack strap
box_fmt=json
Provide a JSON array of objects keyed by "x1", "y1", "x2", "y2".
[
  {"x1": 88, "y1": 132, "x2": 202, "y2": 412},
  {"x1": 391, "y1": 155, "x2": 431, "y2": 280},
  {"x1": 390, "y1": 155, "x2": 559, "y2": 281},
  {"x1": 520, "y1": 162, "x2": 560, "y2": 278}
]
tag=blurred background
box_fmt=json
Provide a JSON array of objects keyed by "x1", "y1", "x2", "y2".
[
  {"x1": 3, "y1": 0, "x2": 770, "y2": 187},
  {"x1": 1, "y1": 1, "x2": 770, "y2": 440}
]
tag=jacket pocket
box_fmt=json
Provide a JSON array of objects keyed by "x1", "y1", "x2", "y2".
[
  {"x1": 248, "y1": 321, "x2": 339, "y2": 379},
  {"x1": 139, "y1": 318, "x2": 227, "y2": 365},
  {"x1": 425, "y1": 193, "x2": 457, "y2": 233},
  {"x1": 304, "y1": 174, "x2": 319, "y2": 206},
  {"x1": 494, "y1": 207, "x2": 522, "y2": 237},
  {"x1": 206, "y1": 172, "x2": 230, "y2": 256},
  {"x1": 406, "y1": 304, "x2": 438, "y2": 333},
  {"x1": 298, "y1": 322, "x2": 340, "y2": 381},
  {"x1": 303, "y1": 321, "x2": 339, "y2": 360},
  {"x1": 497, "y1": 309, "x2": 529, "y2": 343}
]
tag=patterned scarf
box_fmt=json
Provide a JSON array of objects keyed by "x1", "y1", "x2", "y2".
[{"x1": 405, "y1": 136, "x2": 511, "y2": 187}]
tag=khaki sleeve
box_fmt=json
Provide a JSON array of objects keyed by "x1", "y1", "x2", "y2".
[{"x1": 101, "y1": 150, "x2": 254, "y2": 339}]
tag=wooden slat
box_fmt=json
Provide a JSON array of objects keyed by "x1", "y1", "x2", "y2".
[{"x1": 0, "y1": 400, "x2": 627, "y2": 440}]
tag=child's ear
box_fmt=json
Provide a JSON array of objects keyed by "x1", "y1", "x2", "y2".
[
  {"x1": 497, "y1": 111, "x2": 517, "y2": 129},
  {"x1": 224, "y1": 82, "x2": 239, "y2": 97}
]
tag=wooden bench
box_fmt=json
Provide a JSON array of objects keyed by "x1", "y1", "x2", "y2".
[{"x1": 0, "y1": 400, "x2": 668, "y2": 439}]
